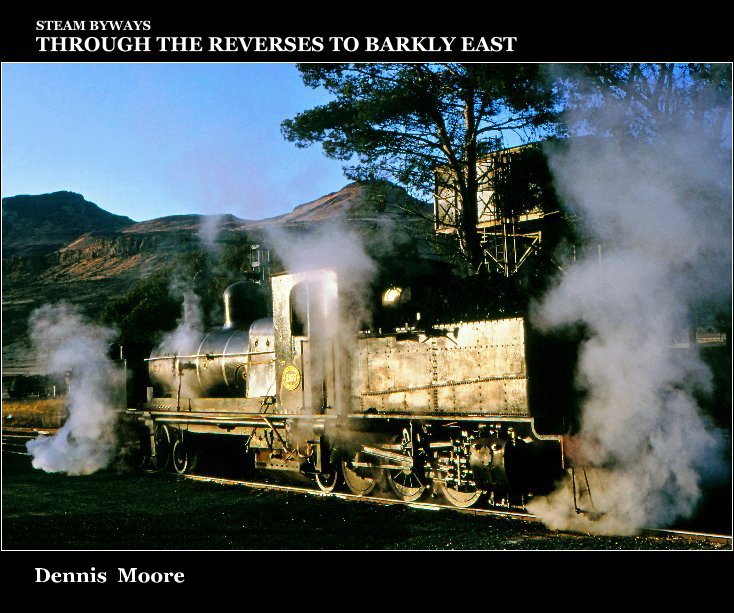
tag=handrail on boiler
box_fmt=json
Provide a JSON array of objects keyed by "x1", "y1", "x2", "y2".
[{"x1": 145, "y1": 350, "x2": 275, "y2": 362}]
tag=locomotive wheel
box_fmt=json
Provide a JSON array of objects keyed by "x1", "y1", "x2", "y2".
[
  {"x1": 342, "y1": 454, "x2": 382, "y2": 496},
  {"x1": 172, "y1": 438, "x2": 199, "y2": 475},
  {"x1": 315, "y1": 469, "x2": 341, "y2": 493},
  {"x1": 386, "y1": 431, "x2": 426, "y2": 502},
  {"x1": 437, "y1": 481, "x2": 482, "y2": 508},
  {"x1": 151, "y1": 424, "x2": 172, "y2": 471},
  {"x1": 387, "y1": 468, "x2": 425, "y2": 502},
  {"x1": 130, "y1": 440, "x2": 150, "y2": 471}
]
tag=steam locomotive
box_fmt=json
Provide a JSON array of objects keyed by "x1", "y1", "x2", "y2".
[{"x1": 125, "y1": 262, "x2": 579, "y2": 509}]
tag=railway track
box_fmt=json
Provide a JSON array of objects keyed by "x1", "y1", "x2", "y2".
[
  {"x1": 160, "y1": 470, "x2": 535, "y2": 520},
  {"x1": 3, "y1": 428, "x2": 731, "y2": 546},
  {"x1": 160, "y1": 469, "x2": 733, "y2": 545},
  {"x1": 1, "y1": 427, "x2": 57, "y2": 454}
]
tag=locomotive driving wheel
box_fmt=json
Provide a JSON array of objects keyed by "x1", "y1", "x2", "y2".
[
  {"x1": 387, "y1": 469, "x2": 425, "y2": 502},
  {"x1": 437, "y1": 481, "x2": 482, "y2": 508},
  {"x1": 315, "y1": 469, "x2": 341, "y2": 493},
  {"x1": 129, "y1": 437, "x2": 150, "y2": 471},
  {"x1": 151, "y1": 424, "x2": 172, "y2": 471},
  {"x1": 342, "y1": 452, "x2": 382, "y2": 496},
  {"x1": 314, "y1": 439, "x2": 341, "y2": 493},
  {"x1": 172, "y1": 437, "x2": 199, "y2": 475},
  {"x1": 386, "y1": 429, "x2": 426, "y2": 502}
]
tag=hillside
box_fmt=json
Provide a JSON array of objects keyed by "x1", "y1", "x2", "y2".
[
  {"x1": 123, "y1": 213, "x2": 246, "y2": 234},
  {"x1": 2, "y1": 182, "x2": 437, "y2": 373},
  {"x1": 2, "y1": 192, "x2": 135, "y2": 259},
  {"x1": 254, "y1": 181, "x2": 410, "y2": 226}
]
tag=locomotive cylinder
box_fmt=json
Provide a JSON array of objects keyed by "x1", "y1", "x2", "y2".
[{"x1": 469, "y1": 436, "x2": 511, "y2": 489}]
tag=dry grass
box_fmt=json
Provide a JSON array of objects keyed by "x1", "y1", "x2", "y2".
[{"x1": 1, "y1": 398, "x2": 66, "y2": 428}]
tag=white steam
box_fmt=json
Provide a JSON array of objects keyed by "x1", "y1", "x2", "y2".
[
  {"x1": 265, "y1": 220, "x2": 377, "y2": 326},
  {"x1": 198, "y1": 214, "x2": 224, "y2": 253},
  {"x1": 527, "y1": 74, "x2": 731, "y2": 534},
  {"x1": 265, "y1": 220, "x2": 377, "y2": 415},
  {"x1": 153, "y1": 277, "x2": 206, "y2": 399},
  {"x1": 157, "y1": 278, "x2": 205, "y2": 356},
  {"x1": 26, "y1": 304, "x2": 123, "y2": 476}
]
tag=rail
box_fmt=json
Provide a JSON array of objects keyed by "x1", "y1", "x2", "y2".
[{"x1": 3, "y1": 428, "x2": 731, "y2": 546}]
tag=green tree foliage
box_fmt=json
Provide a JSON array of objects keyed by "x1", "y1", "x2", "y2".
[
  {"x1": 101, "y1": 269, "x2": 180, "y2": 346},
  {"x1": 102, "y1": 232, "x2": 270, "y2": 349},
  {"x1": 218, "y1": 232, "x2": 255, "y2": 275},
  {"x1": 282, "y1": 64, "x2": 561, "y2": 271}
]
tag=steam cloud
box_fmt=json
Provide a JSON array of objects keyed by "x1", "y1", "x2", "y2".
[
  {"x1": 265, "y1": 219, "x2": 377, "y2": 322},
  {"x1": 26, "y1": 304, "x2": 122, "y2": 476},
  {"x1": 265, "y1": 220, "x2": 378, "y2": 413},
  {"x1": 154, "y1": 278, "x2": 205, "y2": 398},
  {"x1": 198, "y1": 214, "x2": 225, "y2": 253},
  {"x1": 527, "y1": 73, "x2": 731, "y2": 534},
  {"x1": 157, "y1": 277, "x2": 205, "y2": 356}
]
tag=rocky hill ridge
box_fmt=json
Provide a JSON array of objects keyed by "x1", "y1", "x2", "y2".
[
  {"x1": 2, "y1": 191, "x2": 135, "y2": 259},
  {"x1": 2, "y1": 182, "x2": 435, "y2": 373}
]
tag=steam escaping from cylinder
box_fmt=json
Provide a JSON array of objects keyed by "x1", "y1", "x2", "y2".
[
  {"x1": 25, "y1": 303, "x2": 123, "y2": 476},
  {"x1": 527, "y1": 71, "x2": 731, "y2": 535}
]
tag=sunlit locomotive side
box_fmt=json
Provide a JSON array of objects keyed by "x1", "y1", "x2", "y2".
[{"x1": 133, "y1": 267, "x2": 569, "y2": 508}]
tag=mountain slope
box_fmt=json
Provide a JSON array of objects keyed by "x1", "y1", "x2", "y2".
[
  {"x1": 2, "y1": 191, "x2": 135, "y2": 259},
  {"x1": 2, "y1": 182, "x2": 437, "y2": 374}
]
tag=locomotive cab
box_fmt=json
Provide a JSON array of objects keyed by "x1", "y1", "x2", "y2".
[{"x1": 271, "y1": 269, "x2": 350, "y2": 416}]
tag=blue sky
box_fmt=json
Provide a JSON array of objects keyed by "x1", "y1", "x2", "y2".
[{"x1": 2, "y1": 63, "x2": 353, "y2": 221}]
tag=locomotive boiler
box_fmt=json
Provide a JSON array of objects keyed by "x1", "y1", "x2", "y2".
[{"x1": 130, "y1": 266, "x2": 575, "y2": 508}]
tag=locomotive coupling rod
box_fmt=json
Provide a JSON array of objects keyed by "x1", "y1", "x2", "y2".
[{"x1": 361, "y1": 445, "x2": 413, "y2": 468}]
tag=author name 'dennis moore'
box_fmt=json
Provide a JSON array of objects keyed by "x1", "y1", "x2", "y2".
[{"x1": 36, "y1": 568, "x2": 184, "y2": 584}]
